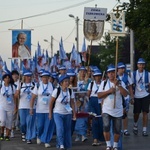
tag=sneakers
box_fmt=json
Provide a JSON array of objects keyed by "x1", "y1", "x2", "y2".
[
  {"x1": 21, "y1": 133, "x2": 26, "y2": 142},
  {"x1": 133, "y1": 125, "x2": 138, "y2": 135},
  {"x1": 27, "y1": 140, "x2": 32, "y2": 144},
  {"x1": 0, "y1": 133, "x2": 4, "y2": 140},
  {"x1": 82, "y1": 135, "x2": 88, "y2": 142},
  {"x1": 37, "y1": 137, "x2": 41, "y2": 144},
  {"x1": 5, "y1": 136, "x2": 10, "y2": 141},
  {"x1": 45, "y1": 143, "x2": 51, "y2": 148},
  {"x1": 75, "y1": 135, "x2": 80, "y2": 141},
  {"x1": 60, "y1": 145, "x2": 64, "y2": 149},
  {"x1": 10, "y1": 130, "x2": 15, "y2": 138},
  {"x1": 113, "y1": 147, "x2": 118, "y2": 150},
  {"x1": 124, "y1": 130, "x2": 130, "y2": 136},
  {"x1": 142, "y1": 131, "x2": 148, "y2": 136},
  {"x1": 106, "y1": 147, "x2": 111, "y2": 150}
]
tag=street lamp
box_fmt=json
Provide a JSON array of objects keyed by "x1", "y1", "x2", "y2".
[
  {"x1": 69, "y1": 14, "x2": 79, "y2": 52},
  {"x1": 44, "y1": 36, "x2": 53, "y2": 57}
]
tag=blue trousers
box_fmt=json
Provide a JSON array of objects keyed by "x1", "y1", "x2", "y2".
[
  {"x1": 26, "y1": 111, "x2": 36, "y2": 140},
  {"x1": 75, "y1": 118, "x2": 88, "y2": 136},
  {"x1": 36, "y1": 113, "x2": 55, "y2": 143},
  {"x1": 54, "y1": 113, "x2": 72, "y2": 149},
  {"x1": 89, "y1": 97, "x2": 105, "y2": 141},
  {"x1": 19, "y1": 109, "x2": 30, "y2": 134}
]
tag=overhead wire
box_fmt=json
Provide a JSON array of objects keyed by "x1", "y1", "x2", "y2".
[{"x1": 0, "y1": 0, "x2": 94, "y2": 23}]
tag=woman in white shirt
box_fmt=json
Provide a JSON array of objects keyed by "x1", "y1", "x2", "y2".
[
  {"x1": 0, "y1": 73, "x2": 16, "y2": 141},
  {"x1": 16, "y1": 70, "x2": 36, "y2": 144},
  {"x1": 87, "y1": 69, "x2": 105, "y2": 146},
  {"x1": 30, "y1": 70, "x2": 55, "y2": 148},
  {"x1": 49, "y1": 74, "x2": 76, "y2": 150}
]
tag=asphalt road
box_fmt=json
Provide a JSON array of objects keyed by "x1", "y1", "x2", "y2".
[{"x1": 1, "y1": 105, "x2": 150, "y2": 150}]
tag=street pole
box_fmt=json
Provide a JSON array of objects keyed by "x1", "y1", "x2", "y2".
[
  {"x1": 76, "y1": 17, "x2": 79, "y2": 52},
  {"x1": 130, "y1": 29, "x2": 134, "y2": 72},
  {"x1": 51, "y1": 35, "x2": 53, "y2": 57}
]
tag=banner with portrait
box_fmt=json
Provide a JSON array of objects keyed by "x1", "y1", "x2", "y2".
[{"x1": 12, "y1": 30, "x2": 31, "y2": 58}]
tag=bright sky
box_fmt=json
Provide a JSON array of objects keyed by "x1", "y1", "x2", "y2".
[{"x1": 0, "y1": 0, "x2": 129, "y2": 68}]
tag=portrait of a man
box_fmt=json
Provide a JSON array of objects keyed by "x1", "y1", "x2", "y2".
[{"x1": 12, "y1": 30, "x2": 31, "y2": 58}]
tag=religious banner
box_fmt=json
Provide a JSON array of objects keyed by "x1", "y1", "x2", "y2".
[{"x1": 12, "y1": 30, "x2": 31, "y2": 58}]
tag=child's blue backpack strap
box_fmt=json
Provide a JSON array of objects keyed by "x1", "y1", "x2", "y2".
[
  {"x1": 145, "y1": 70, "x2": 149, "y2": 91},
  {"x1": 122, "y1": 73, "x2": 128, "y2": 86}
]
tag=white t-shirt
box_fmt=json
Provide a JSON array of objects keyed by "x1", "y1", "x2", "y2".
[
  {"x1": 131, "y1": 70, "x2": 150, "y2": 98},
  {"x1": 14, "y1": 80, "x2": 20, "y2": 89},
  {"x1": 118, "y1": 74, "x2": 133, "y2": 86},
  {"x1": 87, "y1": 81, "x2": 102, "y2": 103},
  {"x1": 32, "y1": 82, "x2": 53, "y2": 113},
  {"x1": 52, "y1": 88, "x2": 74, "y2": 115},
  {"x1": 0, "y1": 84, "x2": 16, "y2": 111},
  {"x1": 98, "y1": 79, "x2": 127, "y2": 117},
  {"x1": 18, "y1": 82, "x2": 36, "y2": 109},
  {"x1": 77, "y1": 80, "x2": 86, "y2": 91},
  {"x1": 87, "y1": 81, "x2": 100, "y2": 97},
  {"x1": 118, "y1": 74, "x2": 133, "y2": 100}
]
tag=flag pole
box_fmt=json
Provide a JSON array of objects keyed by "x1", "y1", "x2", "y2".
[
  {"x1": 87, "y1": 40, "x2": 92, "y2": 67},
  {"x1": 114, "y1": 36, "x2": 119, "y2": 108}
]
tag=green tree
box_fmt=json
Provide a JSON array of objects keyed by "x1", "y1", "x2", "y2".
[
  {"x1": 126, "y1": 0, "x2": 150, "y2": 67},
  {"x1": 91, "y1": 33, "x2": 129, "y2": 71}
]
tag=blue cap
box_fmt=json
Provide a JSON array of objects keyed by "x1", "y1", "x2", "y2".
[
  {"x1": 40, "y1": 70, "x2": 50, "y2": 77},
  {"x1": 2, "y1": 73, "x2": 11, "y2": 80},
  {"x1": 51, "y1": 72, "x2": 58, "y2": 79},
  {"x1": 79, "y1": 66, "x2": 86, "y2": 71},
  {"x1": 39, "y1": 69, "x2": 45, "y2": 74},
  {"x1": 90, "y1": 66, "x2": 99, "y2": 72},
  {"x1": 93, "y1": 69, "x2": 102, "y2": 76},
  {"x1": 137, "y1": 58, "x2": 146, "y2": 64},
  {"x1": 23, "y1": 70, "x2": 32, "y2": 76},
  {"x1": 107, "y1": 64, "x2": 115, "y2": 72},
  {"x1": 67, "y1": 68, "x2": 76, "y2": 76},
  {"x1": 59, "y1": 65, "x2": 66, "y2": 70},
  {"x1": 117, "y1": 62, "x2": 125, "y2": 69},
  {"x1": 58, "y1": 74, "x2": 69, "y2": 83}
]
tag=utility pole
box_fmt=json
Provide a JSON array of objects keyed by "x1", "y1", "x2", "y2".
[
  {"x1": 76, "y1": 17, "x2": 79, "y2": 52},
  {"x1": 51, "y1": 35, "x2": 53, "y2": 57},
  {"x1": 130, "y1": 29, "x2": 134, "y2": 72}
]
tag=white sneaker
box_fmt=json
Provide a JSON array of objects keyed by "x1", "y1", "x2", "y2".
[
  {"x1": 60, "y1": 145, "x2": 64, "y2": 149},
  {"x1": 4, "y1": 129, "x2": 6, "y2": 137},
  {"x1": 10, "y1": 130, "x2": 14, "y2": 138},
  {"x1": 45, "y1": 143, "x2": 51, "y2": 148},
  {"x1": 75, "y1": 135, "x2": 80, "y2": 141},
  {"x1": 37, "y1": 138, "x2": 41, "y2": 144},
  {"x1": 82, "y1": 135, "x2": 87, "y2": 142}
]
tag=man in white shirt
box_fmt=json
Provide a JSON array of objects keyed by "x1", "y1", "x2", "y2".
[
  {"x1": 98, "y1": 64, "x2": 128, "y2": 150},
  {"x1": 131, "y1": 58, "x2": 150, "y2": 136}
]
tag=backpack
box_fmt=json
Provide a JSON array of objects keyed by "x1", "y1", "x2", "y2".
[
  {"x1": 20, "y1": 82, "x2": 35, "y2": 90},
  {"x1": 133, "y1": 70, "x2": 149, "y2": 92},
  {"x1": 117, "y1": 73, "x2": 128, "y2": 86},
  {"x1": 53, "y1": 87, "x2": 72, "y2": 108}
]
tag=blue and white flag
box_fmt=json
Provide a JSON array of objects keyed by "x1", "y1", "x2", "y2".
[{"x1": 59, "y1": 37, "x2": 68, "y2": 60}]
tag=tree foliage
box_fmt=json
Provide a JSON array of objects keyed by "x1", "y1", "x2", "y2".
[
  {"x1": 126, "y1": 0, "x2": 150, "y2": 66},
  {"x1": 90, "y1": 33, "x2": 130, "y2": 71}
]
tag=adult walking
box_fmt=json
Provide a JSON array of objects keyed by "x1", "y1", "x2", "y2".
[
  {"x1": 87, "y1": 69, "x2": 105, "y2": 146},
  {"x1": 49, "y1": 74, "x2": 76, "y2": 150},
  {"x1": 30, "y1": 70, "x2": 55, "y2": 148},
  {"x1": 0, "y1": 73, "x2": 16, "y2": 141},
  {"x1": 131, "y1": 58, "x2": 150, "y2": 136},
  {"x1": 16, "y1": 70, "x2": 36, "y2": 144},
  {"x1": 98, "y1": 64, "x2": 128, "y2": 150}
]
